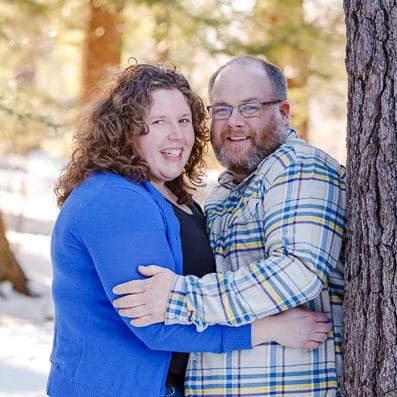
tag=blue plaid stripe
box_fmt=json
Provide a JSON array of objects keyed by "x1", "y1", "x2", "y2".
[
  {"x1": 166, "y1": 130, "x2": 345, "y2": 395},
  {"x1": 185, "y1": 343, "x2": 338, "y2": 395}
]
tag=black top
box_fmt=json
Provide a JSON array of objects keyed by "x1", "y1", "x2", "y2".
[{"x1": 166, "y1": 201, "x2": 216, "y2": 390}]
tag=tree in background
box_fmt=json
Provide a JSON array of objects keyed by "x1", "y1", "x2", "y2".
[
  {"x1": 81, "y1": 0, "x2": 125, "y2": 103},
  {"x1": 0, "y1": 0, "x2": 348, "y2": 149},
  {"x1": 122, "y1": 0, "x2": 240, "y2": 67},
  {"x1": 0, "y1": 215, "x2": 29, "y2": 295},
  {"x1": 80, "y1": 0, "x2": 239, "y2": 99},
  {"x1": 151, "y1": 1, "x2": 172, "y2": 63},
  {"x1": 209, "y1": 0, "x2": 346, "y2": 143},
  {"x1": 0, "y1": 0, "x2": 63, "y2": 153},
  {"x1": 249, "y1": 0, "x2": 309, "y2": 140},
  {"x1": 342, "y1": 0, "x2": 397, "y2": 395},
  {"x1": 0, "y1": 0, "x2": 57, "y2": 295},
  {"x1": 0, "y1": 0, "x2": 348, "y2": 295}
]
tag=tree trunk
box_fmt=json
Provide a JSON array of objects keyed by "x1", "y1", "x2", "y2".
[
  {"x1": 81, "y1": 0, "x2": 125, "y2": 103},
  {"x1": 342, "y1": 1, "x2": 397, "y2": 396},
  {"x1": 0, "y1": 212, "x2": 30, "y2": 295}
]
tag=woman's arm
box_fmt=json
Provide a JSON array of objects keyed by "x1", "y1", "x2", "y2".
[
  {"x1": 75, "y1": 181, "x2": 250, "y2": 353},
  {"x1": 113, "y1": 162, "x2": 346, "y2": 331}
]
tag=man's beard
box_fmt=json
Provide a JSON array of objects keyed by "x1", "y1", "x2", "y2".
[{"x1": 211, "y1": 114, "x2": 288, "y2": 177}]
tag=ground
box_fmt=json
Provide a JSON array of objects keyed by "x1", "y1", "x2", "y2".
[
  {"x1": 0, "y1": 151, "x2": 60, "y2": 397},
  {"x1": 0, "y1": 123, "x2": 346, "y2": 396}
]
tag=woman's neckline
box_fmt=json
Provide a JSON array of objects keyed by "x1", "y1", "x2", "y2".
[
  {"x1": 151, "y1": 181, "x2": 193, "y2": 215},
  {"x1": 166, "y1": 198, "x2": 194, "y2": 215}
]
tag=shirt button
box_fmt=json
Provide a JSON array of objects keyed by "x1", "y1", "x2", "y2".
[{"x1": 191, "y1": 353, "x2": 197, "y2": 360}]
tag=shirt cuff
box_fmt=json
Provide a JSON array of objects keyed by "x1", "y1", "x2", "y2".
[{"x1": 165, "y1": 274, "x2": 191, "y2": 326}]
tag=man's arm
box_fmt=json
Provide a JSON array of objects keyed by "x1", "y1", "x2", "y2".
[
  {"x1": 113, "y1": 266, "x2": 332, "y2": 349},
  {"x1": 80, "y1": 185, "x2": 252, "y2": 354},
  {"x1": 113, "y1": 161, "x2": 346, "y2": 331},
  {"x1": 166, "y1": 160, "x2": 346, "y2": 330}
]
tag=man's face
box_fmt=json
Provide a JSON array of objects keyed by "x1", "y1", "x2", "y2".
[{"x1": 209, "y1": 63, "x2": 290, "y2": 181}]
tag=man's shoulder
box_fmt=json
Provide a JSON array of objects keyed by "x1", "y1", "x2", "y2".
[
  {"x1": 204, "y1": 183, "x2": 229, "y2": 211},
  {"x1": 262, "y1": 136, "x2": 344, "y2": 174}
]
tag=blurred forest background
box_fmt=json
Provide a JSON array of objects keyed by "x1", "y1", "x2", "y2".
[
  {"x1": 0, "y1": 0, "x2": 347, "y2": 394},
  {"x1": 2, "y1": 2, "x2": 396, "y2": 395},
  {"x1": 0, "y1": 0, "x2": 348, "y2": 296},
  {"x1": 0, "y1": 0, "x2": 348, "y2": 287},
  {"x1": 0, "y1": 0, "x2": 346, "y2": 159},
  {"x1": 0, "y1": 0, "x2": 347, "y2": 294}
]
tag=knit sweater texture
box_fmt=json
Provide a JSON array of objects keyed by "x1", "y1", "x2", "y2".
[{"x1": 47, "y1": 173, "x2": 251, "y2": 397}]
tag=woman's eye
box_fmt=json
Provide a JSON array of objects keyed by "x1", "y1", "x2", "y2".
[
  {"x1": 152, "y1": 119, "x2": 163, "y2": 125},
  {"x1": 180, "y1": 118, "x2": 191, "y2": 124}
]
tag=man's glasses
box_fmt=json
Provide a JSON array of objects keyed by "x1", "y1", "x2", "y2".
[{"x1": 207, "y1": 100, "x2": 283, "y2": 120}]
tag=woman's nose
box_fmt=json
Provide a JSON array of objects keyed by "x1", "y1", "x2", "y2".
[{"x1": 168, "y1": 123, "x2": 184, "y2": 140}]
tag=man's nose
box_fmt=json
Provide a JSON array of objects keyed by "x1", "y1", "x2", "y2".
[{"x1": 226, "y1": 107, "x2": 245, "y2": 127}]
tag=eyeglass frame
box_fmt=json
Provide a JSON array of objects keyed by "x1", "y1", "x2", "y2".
[{"x1": 206, "y1": 99, "x2": 284, "y2": 120}]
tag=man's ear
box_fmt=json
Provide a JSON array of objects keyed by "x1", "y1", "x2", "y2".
[{"x1": 279, "y1": 101, "x2": 291, "y2": 127}]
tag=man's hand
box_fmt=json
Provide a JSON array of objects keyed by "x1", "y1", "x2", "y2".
[
  {"x1": 112, "y1": 265, "x2": 176, "y2": 326},
  {"x1": 251, "y1": 307, "x2": 332, "y2": 349}
]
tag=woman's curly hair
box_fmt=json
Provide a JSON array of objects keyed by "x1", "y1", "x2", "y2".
[{"x1": 55, "y1": 62, "x2": 210, "y2": 207}]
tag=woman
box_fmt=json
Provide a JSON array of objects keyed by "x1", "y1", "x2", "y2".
[{"x1": 47, "y1": 63, "x2": 330, "y2": 397}]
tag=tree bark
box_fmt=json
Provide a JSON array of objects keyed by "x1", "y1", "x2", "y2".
[
  {"x1": 343, "y1": 1, "x2": 397, "y2": 396},
  {"x1": 0, "y1": 212, "x2": 30, "y2": 295},
  {"x1": 81, "y1": 0, "x2": 125, "y2": 103}
]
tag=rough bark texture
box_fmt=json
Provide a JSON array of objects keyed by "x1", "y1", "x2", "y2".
[
  {"x1": 81, "y1": 0, "x2": 125, "y2": 103},
  {"x1": 343, "y1": 1, "x2": 397, "y2": 396},
  {"x1": 0, "y1": 212, "x2": 30, "y2": 295}
]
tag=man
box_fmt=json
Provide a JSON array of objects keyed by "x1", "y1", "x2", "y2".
[{"x1": 114, "y1": 56, "x2": 346, "y2": 396}]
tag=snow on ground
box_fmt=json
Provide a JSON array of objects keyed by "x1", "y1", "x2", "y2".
[
  {"x1": 0, "y1": 135, "x2": 344, "y2": 397},
  {"x1": 0, "y1": 151, "x2": 63, "y2": 397},
  {"x1": 0, "y1": 151, "x2": 219, "y2": 397}
]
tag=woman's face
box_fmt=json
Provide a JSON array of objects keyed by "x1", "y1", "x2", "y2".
[{"x1": 137, "y1": 88, "x2": 195, "y2": 187}]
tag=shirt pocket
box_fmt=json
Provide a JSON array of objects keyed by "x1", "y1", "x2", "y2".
[{"x1": 228, "y1": 197, "x2": 262, "y2": 227}]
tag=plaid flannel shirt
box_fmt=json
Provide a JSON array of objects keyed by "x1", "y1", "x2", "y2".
[{"x1": 166, "y1": 129, "x2": 346, "y2": 396}]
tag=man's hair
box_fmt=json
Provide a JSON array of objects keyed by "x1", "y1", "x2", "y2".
[
  {"x1": 208, "y1": 56, "x2": 288, "y2": 101},
  {"x1": 55, "y1": 62, "x2": 209, "y2": 207}
]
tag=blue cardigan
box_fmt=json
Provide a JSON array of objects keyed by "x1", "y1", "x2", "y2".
[{"x1": 47, "y1": 173, "x2": 251, "y2": 397}]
